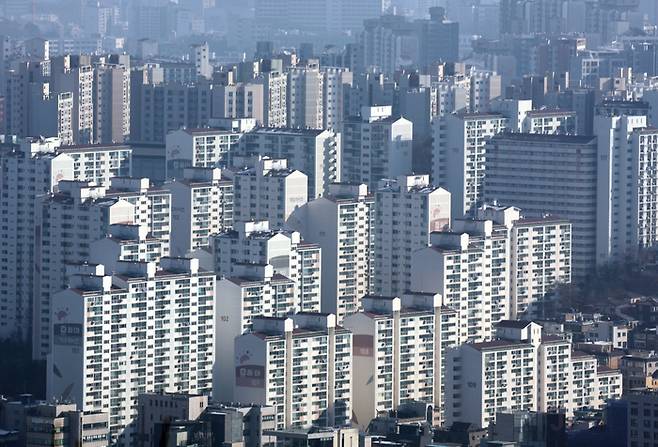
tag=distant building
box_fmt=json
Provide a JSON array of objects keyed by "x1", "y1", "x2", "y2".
[
  {"x1": 240, "y1": 127, "x2": 341, "y2": 198},
  {"x1": 594, "y1": 103, "x2": 658, "y2": 264},
  {"x1": 342, "y1": 106, "x2": 413, "y2": 190},
  {"x1": 165, "y1": 126, "x2": 248, "y2": 179},
  {"x1": 226, "y1": 157, "x2": 308, "y2": 229}
]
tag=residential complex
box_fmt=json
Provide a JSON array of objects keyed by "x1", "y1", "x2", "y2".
[{"x1": 48, "y1": 258, "x2": 215, "y2": 446}]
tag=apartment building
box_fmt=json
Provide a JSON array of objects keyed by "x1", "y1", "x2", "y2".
[
  {"x1": 343, "y1": 293, "x2": 459, "y2": 427},
  {"x1": 215, "y1": 263, "x2": 299, "y2": 402},
  {"x1": 93, "y1": 57, "x2": 131, "y2": 144},
  {"x1": 89, "y1": 223, "x2": 165, "y2": 273},
  {"x1": 234, "y1": 313, "x2": 352, "y2": 429},
  {"x1": 240, "y1": 127, "x2": 341, "y2": 198},
  {"x1": 32, "y1": 181, "x2": 134, "y2": 359},
  {"x1": 212, "y1": 82, "x2": 265, "y2": 125},
  {"x1": 374, "y1": 175, "x2": 451, "y2": 297},
  {"x1": 445, "y1": 330, "x2": 539, "y2": 429},
  {"x1": 483, "y1": 133, "x2": 598, "y2": 278},
  {"x1": 411, "y1": 218, "x2": 510, "y2": 342},
  {"x1": 594, "y1": 104, "x2": 658, "y2": 264},
  {"x1": 258, "y1": 71, "x2": 287, "y2": 128},
  {"x1": 227, "y1": 157, "x2": 308, "y2": 229},
  {"x1": 445, "y1": 321, "x2": 622, "y2": 428},
  {"x1": 322, "y1": 67, "x2": 353, "y2": 130},
  {"x1": 105, "y1": 177, "x2": 172, "y2": 252},
  {"x1": 341, "y1": 106, "x2": 413, "y2": 190},
  {"x1": 213, "y1": 220, "x2": 321, "y2": 313},
  {"x1": 130, "y1": 68, "x2": 213, "y2": 144},
  {"x1": 287, "y1": 183, "x2": 375, "y2": 321},
  {"x1": 50, "y1": 55, "x2": 95, "y2": 144},
  {"x1": 432, "y1": 112, "x2": 508, "y2": 218},
  {"x1": 476, "y1": 204, "x2": 572, "y2": 319},
  {"x1": 0, "y1": 137, "x2": 73, "y2": 340},
  {"x1": 166, "y1": 167, "x2": 233, "y2": 256},
  {"x1": 287, "y1": 66, "x2": 324, "y2": 129},
  {"x1": 48, "y1": 258, "x2": 215, "y2": 446},
  {"x1": 33, "y1": 179, "x2": 171, "y2": 359},
  {"x1": 165, "y1": 126, "x2": 247, "y2": 179},
  {"x1": 58, "y1": 143, "x2": 131, "y2": 186},
  {"x1": 27, "y1": 85, "x2": 74, "y2": 145}
]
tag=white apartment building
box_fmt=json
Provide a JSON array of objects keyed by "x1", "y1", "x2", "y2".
[
  {"x1": 595, "y1": 106, "x2": 658, "y2": 264},
  {"x1": 89, "y1": 223, "x2": 165, "y2": 273},
  {"x1": 258, "y1": 71, "x2": 287, "y2": 128},
  {"x1": 285, "y1": 65, "x2": 352, "y2": 130},
  {"x1": 0, "y1": 137, "x2": 74, "y2": 340},
  {"x1": 287, "y1": 183, "x2": 375, "y2": 321},
  {"x1": 375, "y1": 175, "x2": 451, "y2": 297},
  {"x1": 48, "y1": 258, "x2": 215, "y2": 446},
  {"x1": 33, "y1": 179, "x2": 171, "y2": 359},
  {"x1": 445, "y1": 322, "x2": 540, "y2": 429},
  {"x1": 192, "y1": 42, "x2": 212, "y2": 80},
  {"x1": 430, "y1": 75, "x2": 471, "y2": 118},
  {"x1": 489, "y1": 99, "x2": 576, "y2": 135},
  {"x1": 166, "y1": 167, "x2": 233, "y2": 256},
  {"x1": 341, "y1": 106, "x2": 413, "y2": 189},
  {"x1": 93, "y1": 59, "x2": 131, "y2": 144},
  {"x1": 322, "y1": 67, "x2": 353, "y2": 130},
  {"x1": 227, "y1": 157, "x2": 308, "y2": 229},
  {"x1": 287, "y1": 66, "x2": 324, "y2": 129},
  {"x1": 411, "y1": 218, "x2": 509, "y2": 343},
  {"x1": 58, "y1": 143, "x2": 132, "y2": 186},
  {"x1": 483, "y1": 133, "x2": 598, "y2": 278},
  {"x1": 522, "y1": 110, "x2": 577, "y2": 134},
  {"x1": 50, "y1": 55, "x2": 95, "y2": 144},
  {"x1": 510, "y1": 217, "x2": 572, "y2": 319},
  {"x1": 240, "y1": 127, "x2": 341, "y2": 198},
  {"x1": 165, "y1": 127, "x2": 245, "y2": 179},
  {"x1": 469, "y1": 72, "x2": 502, "y2": 113},
  {"x1": 343, "y1": 294, "x2": 459, "y2": 428},
  {"x1": 33, "y1": 181, "x2": 134, "y2": 359},
  {"x1": 212, "y1": 83, "x2": 265, "y2": 125},
  {"x1": 432, "y1": 112, "x2": 508, "y2": 218},
  {"x1": 215, "y1": 263, "x2": 298, "y2": 402},
  {"x1": 475, "y1": 204, "x2": 572, "y2": 319},
  {"x1": 212, "y1": 220, "x2": 321, "y2": 313},
  {"x1": 105, "y1": 177, "x2": 172, "y2": 255},
  {"x1": 445, "y1": 321, "x2": 622, "y2": 428},
  {"x1": 234, "y1": 313, "x2": 352, "y2": 429}
]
